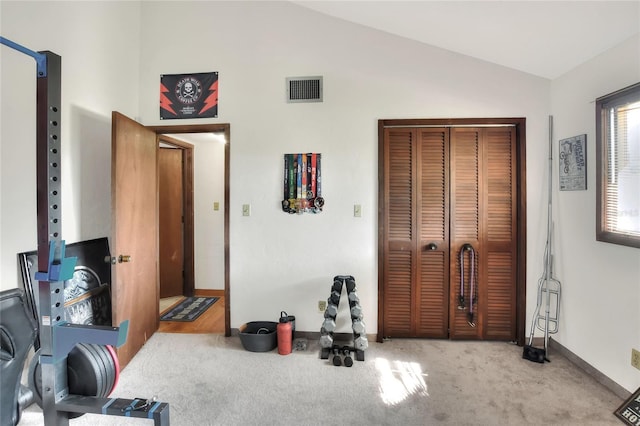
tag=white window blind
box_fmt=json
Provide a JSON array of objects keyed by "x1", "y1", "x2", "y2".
[{"x1": 597, "y1": 82, "x2": 640, "y2": 248}]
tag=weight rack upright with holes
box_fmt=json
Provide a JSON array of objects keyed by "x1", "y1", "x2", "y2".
[{"x1": 0, "y1": 37, "x2": 170, "y2": 425}]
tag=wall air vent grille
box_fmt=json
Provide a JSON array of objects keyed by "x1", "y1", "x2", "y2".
[{"x1": 286, "y1": 76, "x2": 323, "y2": 103}]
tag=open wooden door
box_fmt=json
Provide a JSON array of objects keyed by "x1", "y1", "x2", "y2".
[{"x1": 111, "y1": 111, "x2": 159, "y2": 369}]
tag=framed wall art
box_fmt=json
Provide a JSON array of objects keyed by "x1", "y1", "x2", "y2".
[
  {"x1": 18, "y1": 237, "x2": 113, "y2": 349},
  {"x1": 559, "y1": 134, "x2": 587, "y2": 191}
]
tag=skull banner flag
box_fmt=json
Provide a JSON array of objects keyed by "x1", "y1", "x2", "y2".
[{"x1": 160, "y1": 72, "x2": 218, "y2": 119}]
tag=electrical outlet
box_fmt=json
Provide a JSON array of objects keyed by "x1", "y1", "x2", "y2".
[
  {"x1": 242, "y1": 204, "x2": 251, "y2": 217},
  {"x1": 632, "y1": 348, "x2": 640, "y2": 370},
  {"x1": 318, "y1": 300, "x2": 327, "y2": 313}
]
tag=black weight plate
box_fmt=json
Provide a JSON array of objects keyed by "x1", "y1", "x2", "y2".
[
  {"x1": 79, "y1": 343, "x2": 107, "y2": 398},
  {"x1": 27, "y1": 349, "x2": 43, "y2": 409},
  {"x1": 28, "y1": 346, "x2": 88, "y2": 419},
  {"x1": 90, "y1": 344, "x2": 114, "y2": 398},
  {"x1": 98, "y1": 345, "x2": 117, "y2": 396},
  {"x1": 91, "y1": 343, "x2": 111, "y2": 398},
  {"x1": 68, "y1": 343, "x2": 102, "y2": 399}
]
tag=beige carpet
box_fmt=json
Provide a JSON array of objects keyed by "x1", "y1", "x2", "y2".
[{"x1": 19, "y1": 334, "x2": 624, "y2": 425}]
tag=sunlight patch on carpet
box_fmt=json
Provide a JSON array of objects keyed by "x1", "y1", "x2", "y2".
[{"x1": 375, "y1": 358, "x2": 429, "y2": 405}]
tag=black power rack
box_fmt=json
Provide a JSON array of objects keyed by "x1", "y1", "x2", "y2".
[{"x1": 0, "y1": 36, "x2": 170, "y2": 426}]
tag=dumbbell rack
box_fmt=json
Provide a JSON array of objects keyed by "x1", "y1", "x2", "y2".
[
  {"x1": 0, "y1": 37, "x2": 170, "y2": 425},
  {"x1": 319, "y1": 275, "x2": 367, "y2": 363}
]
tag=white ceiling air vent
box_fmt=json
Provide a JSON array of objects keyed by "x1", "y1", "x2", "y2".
[{"x1": 286, "y1": 76, "x2": 323, "y2": 103}]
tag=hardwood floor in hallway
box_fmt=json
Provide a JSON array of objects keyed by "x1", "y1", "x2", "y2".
[{"x1": 158, "y1": 290, "x2": 225, "y2": 334}]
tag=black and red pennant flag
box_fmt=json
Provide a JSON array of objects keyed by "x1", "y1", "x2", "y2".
[{"x1": 160, "y1": 72, "x2": 218, "y2": 119}]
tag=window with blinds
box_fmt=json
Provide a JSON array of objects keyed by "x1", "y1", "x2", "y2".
[{"x1": 596, "y1": 82, "x2": 640, "y2": 248}]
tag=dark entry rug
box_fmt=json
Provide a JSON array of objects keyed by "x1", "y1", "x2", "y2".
[{"x1": 160, "y1": 296, "x2": 219, "y2": 322}]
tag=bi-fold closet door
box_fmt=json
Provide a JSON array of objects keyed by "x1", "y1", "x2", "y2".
[{"x1": 381, "y1": 126, "x2": 517, "y2": 341}]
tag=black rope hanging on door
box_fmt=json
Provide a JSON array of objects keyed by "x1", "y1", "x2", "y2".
[{"x1": 458, "y1": 243, "x2": 477, "y2": 327}]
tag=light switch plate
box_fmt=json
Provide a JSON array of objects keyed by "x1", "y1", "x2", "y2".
[{"x1": 354, "y1": 204, "x2": 362, "y2": 217}]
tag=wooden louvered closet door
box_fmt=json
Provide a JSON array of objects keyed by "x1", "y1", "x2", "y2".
[
  {"x1": 381, "y1": 125, "x2": 517, "y2": 341},
  {"x1": 382, "y1": 128, "x2": 450, "y2": 338}
]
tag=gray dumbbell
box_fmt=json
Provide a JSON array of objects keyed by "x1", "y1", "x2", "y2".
[
  {"x1": 328, "y1": 290, "x2": 341, "y2": 305},
  {"x1": 332, "y1": 348, "x2": 342, "y2": 366},
  {"x1": 321, "y1": 318, "x2": 336, "y2": 333},
  {"x1": 324, "y1": 303, "x2": 338, "y2": 318},
  {"x1": 345, "y1": 278, "x2": 356, "y2": 293},
  {"x1": 350, "y1": 304, "x2": 363, "y2": 319},
  {"x1": 319, "y1": 333, "x2": 333, "y2": 349},
  {"x1": 332, "y1": 279, "x2": 343, "y2": 293},
  {"x1": 354, "y1": 335, "x2": 368, "y2": 351},
  {"x1": 342, "y1": 347, "x2": 353, "y2": 367},
  {"x1": 352, "y1": 319, "x2": 366, "y2": 335},
  {"x1": 348, "y1": 292, "x2": 359, "y2": 304}
]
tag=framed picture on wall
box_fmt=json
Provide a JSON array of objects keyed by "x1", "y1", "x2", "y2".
[
  {"x1": 17, "y1": 237, "x2": 113, "y2": 348},
  {"x1": 559, "y1": 134, "x2": 587, "y2": 191}
]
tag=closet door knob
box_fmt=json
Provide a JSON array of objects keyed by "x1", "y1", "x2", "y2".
[{"x1": 426, "y1": 243, "x2": 438, "y2": 251}]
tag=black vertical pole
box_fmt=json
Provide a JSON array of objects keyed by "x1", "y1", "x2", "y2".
[{"x1": 36, "y1": 50, "x2": 70, "y2": 426}]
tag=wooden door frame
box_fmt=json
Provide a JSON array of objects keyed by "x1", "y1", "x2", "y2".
[
  {"x1": 148, "y1": 123, "x2": 231, "y2": 337},
  {"x1": 377, "y1": 117, "x2": 527, "y2": 346}
]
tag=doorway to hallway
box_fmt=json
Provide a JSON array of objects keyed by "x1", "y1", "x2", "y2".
[{"x1": 149, "y1": 123, "x2": 231, "y2": 337}]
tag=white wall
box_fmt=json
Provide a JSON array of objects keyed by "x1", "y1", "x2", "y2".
[
  {"x1": 136, "y1": 0, "x2": 550, "y2": 338},
  {"x1": 185, "y1": 134, "x2": 226, "y2": 290},
  {"x1": 550, "y1": 34, "x2": 640, "y2": 392},
  {"x1": 1, "y1": 1, "x2": 141, "y2": 289},
  {"x1": 3, "y1": 0, "x2": 634, "y2": 394}
]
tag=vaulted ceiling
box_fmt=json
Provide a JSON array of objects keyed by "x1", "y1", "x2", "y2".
[{"x1": 293, "y1": 1, "x2": 640, "y2": 79}]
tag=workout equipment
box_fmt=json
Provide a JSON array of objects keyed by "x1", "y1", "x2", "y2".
[
  {"x1": 332, "y1": 348, "x2": 342, "y2": 366},
  {"x1": 458, "y1": 243, "x2": 477, "y2": 327},
  {"x1": 321, "y1": 318, "x2": 336, "y2": 333},
  {"x1": 345, "y1": 277, "x2": 356, "y2": 293},
  {"x1": 324, "y1": 304, "x2": 338, "y2": 318},
  {"x1": 341, "y1": 347, "x2": 353, "y2": 367},
  {"x1": 0, "y1": 36, "x2": 169, "y2": 425},
  {"x1": 352, "y1": 319, "x2": 366, "y2": 335},
  {"x1": 354, "y1": 335, "x2": 368, "y2": 352},
  {"x1": 350, "y1": 304, "x2": 363, "y2": 320},
  {"x1": 524, "y1": 116, "x2": 562, "y2": 364},
  {"x1": 328, "y1": 291, "x2": 341, "y2": 305},
  {"x1": 28, "y1": 343, "x2": 119, "y2": 419},
  {"x1": 0, "y1": 289, "x2": 38, "y2": 426},
  {"x1": 319, "y1": 333, "x2": 333, "y2": 349},
  {"x1": 319, "y1": 275, "x2": 366, "y2": 364}
]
